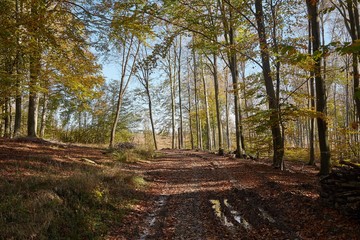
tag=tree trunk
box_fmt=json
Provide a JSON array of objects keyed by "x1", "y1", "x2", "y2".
[
  {"x1": 170, "y1": 51, "x2": 176, "y2": 149},
  {"x1": 307, "y1": 0, "x2": 331, "y2": 175},
  {"x1": 213, "y1": 54, "x2": 224, "y2": 155},
  {"x1": 219, "y1": 0, "x2": 243, "y2": 157},
  {"x1": 28, "y1": 51, "x2": 40, "y2": 138},
  {"x1": 177, "y1": 36, "x2": 184, "y2": 148},
  {"x1": 308, "y1": 18, "x2": 316, "y2": 166},
  {"x1": 109, "y1": 36, "x2": 139, "y2": 148},
  {"x1": 187, "y1": 73, "x2": 194, "y2": 149},
  {"x1": 147, "y1": 87, "x2": 158, "y2": 150},
  {"x1": 39, "y1": 92, "x2": 48, "y2": 138},
  {"x1": 225, "y1": 71, "x2": 231, "y2": 151},
  {"x1": 201, "y1": 65, "x2": 212, "y2": 150},
  {"x1": 110, "y1": 91, "x2": 124, "y2": 148},
  {"x1": 346, "y1": 0, "x2": 360, "y2": 121},
  {"x1": 255, "y1": 0, "x2": 284, "y2": 168},
  {"x1": 13, "y1": 0, "x2": 22, "y2": 137},
  {"x1": 3, "y1": 98, "x2": 10, "y2": 138},
  {"x1": 193, "y1": 46, "x2": 201, "y2": 149}
]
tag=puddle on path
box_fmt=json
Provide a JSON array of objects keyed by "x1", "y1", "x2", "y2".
[
  {"x1": 139, "y1": 195, "x2": 168, "y2": 240},
  {"x1": 258, "y1": 207, "x2": 275, "y2": 223},
  {"x1": 210, "y1": 199, "x2": 234, "y2": 227},
  {"x1": 209, "y1": 199, "x2": 252, "y2": 230}
]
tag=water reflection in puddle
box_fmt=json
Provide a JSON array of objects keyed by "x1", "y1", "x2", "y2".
[
  {"x1": 209, "y1": 199, "x2": 252, "y2": 230},
  {"x1": 258, "y1": 207, "x2": 275, "y2": 223},
  {"x1": 139, "y1": 195, "x2": 168, "y2": 240},
  {"x1": 210, "y1": 199, "x2": 234, "y2": 227}
]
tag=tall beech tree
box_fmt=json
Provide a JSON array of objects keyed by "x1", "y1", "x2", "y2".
[
  {"x1": 109, "y1": 34, "x2": 140, "y2": 148},
  {"x1": 307, "y1": 0, "x2": 331, "y2": 175},
  {"x1": 175, "y1": 35, "x2": 184, "y2": 149},
  {"x1": 331, "y1": 0, "x2": 360, "y2": 120},
  {"x1": 255, "y1": 0, "x2": 284, "y2": 168},
  {"x1": 218, "y1": 0, "x2": 244, "y2": 157},
  {"x1": 136, "y1": 46, "x2": 158, "y2": 150}
]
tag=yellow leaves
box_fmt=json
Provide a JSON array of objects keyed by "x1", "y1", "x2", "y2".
[
  {"x1": 278, "y1": 45, "x2": 315, "y2": 71},
  {"x1": 111, "y1": 0, "x2": 154, "y2": 42}
]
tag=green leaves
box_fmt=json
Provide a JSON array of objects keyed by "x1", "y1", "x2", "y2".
[
  {"x1": 340, "y1": 40, "x2": 360, "y2": 54},
  {"x1": 277, "y1": 44, "x2": 315, "y2": 71}
]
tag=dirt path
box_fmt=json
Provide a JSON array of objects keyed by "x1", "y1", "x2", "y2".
[{"x1": 110, "y1": 149, "x2": 360, "y2": 240}]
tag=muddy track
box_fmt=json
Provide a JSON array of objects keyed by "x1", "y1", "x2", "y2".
[{"x1": 111, "y1": 149, "x2": 360, "y2": 240}]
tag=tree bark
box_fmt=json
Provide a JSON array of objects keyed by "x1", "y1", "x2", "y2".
[
  {"x1": 39, "y1": 92, "x2": 48, "y2": 138},
  {"x1": 201, "y1": 64, "x2": 212, "y2": 150},
  {"x1": 27, "y1": 2, "x2": 41, "y2": 138},
  {"x1": 225, "y1": 70, "x2": 231, "y2": 151},
  {"x1": 177, "y1": 36, "x2": 184, "y2": 148},
  {"x1": 13, "y1": 0, "x2": 22, "y2": 137},
  {"x1": 28, "y1": 51, "x2": 40, "y2": 138},
  {"x1": 255, "y1": 0, "x2": 284, "y2": 168},
  {"x1": 193, "y1": 45, "x2": 202, "y2": 149},
  {"x1": 187, "y1": 73, "x2": 194, "y2": 149},
  {"x1": 14, "y1": 60, "x2": 22, "y2": 137},
  {"x1": 109, "y1": 36, "x2": 139, "y2": 148},
  {"x1": 3, "y1": 98, "x2": 10, "y2": 138},
  {"x1": 170, "y1": 49, "x2": 176, "y2": 149},
  {"x1": 213, "y1": 54, "x2": 224, "y2": 155},
  {"x1": 146, "y1": 87, "x2": 157, "y2": 150},
  {"x1": 307, "y1": 0, "x2": 331, "y2": 175},
  {"x1": 308, "y1": 18, "x2": 316, "y2": 166},
  {"x1": 218, "y1": 0, "x2": 243, "y2": 157}
]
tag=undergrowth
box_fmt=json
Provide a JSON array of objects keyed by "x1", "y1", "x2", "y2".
[
  {"x1": 0, "y1": 157, "x2": 145, "y2": 239},
  {"x1": 284, "y1": 147, "x2": 320, "y2": 163}
]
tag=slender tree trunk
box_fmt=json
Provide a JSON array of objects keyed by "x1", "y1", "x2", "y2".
[
  {"x1": 28, "y1": 51, "x2": 40, "y2": 138},
  {"x1": 8, "y1": 99, "x2": 12, "y2": 138},
  {"x1": 213, "y1": 54, "x2": 224, "y2": 155},
  {"x1": 345, "y1": 57, "x2": 350, "y2": 159},
  {"x1": 110, "y1": 91, "x2": 124, "y2": 148},
  {"x1": 255, "y1": 0, "x2": 284, "y2": 168},
  {"x1": 346, "y1": 1, "x2": 360, "y2": 120},
  {"x1": 177, "y1": 36, "x2": 184, "y2": 148},
  {"x1": 3, "y1": 98, "x2": 10, "y2": 138},
  {"x1": 193, "y1": 46, "x2": 201, "y2": 149},
  {"x1": 308, "y1": 18, "x2": 316, "y2": 165},
  {"x1": 218, "y1": 0, "x2": 244, "y2": 157},
  {"x1": 225, "y1": 72, "x2": 231, "y2": 151},
  {"x1": 136, "y1": 45, "x2": 157, "y2": 150},
  {"x1": 270, "y1": 0, "x2": 284, "y2": 160},
  {"x1": 201, "y1": 65, "x2": 212, "y2": 150},
  {"x1": 352, "y1": 52, "x2": 360, "y2": 120},
  {"x1": 229, "y1": 16, "x2": 242, "y2": 157},
  {"x1": 14, "y1": 63, "x2": 22, "y2": 137},
  {"x1": 109, "y1": 36, "x2": 139, "y2": 148},
  {"x1": 146, "y1": 87, "x2": 157, "y2": 150},
  {"x1": 187, "y1": 73, "x2": 194, "y2": 149},
  {"x1": 170, "y1": 54, "x2": 176, "y2": 149},
  {"x1": 307, "y1": 0, "x2": 331, "y2": 175},
  {"x1": 14, "y1": 0, "x2": 22, "y2": 137},
  {"x1": 39, "y1": 93, "x2": 48, "y2": 138},
  {"x1": 199, "y1": 117, "x2": 203, "y2": 149}
]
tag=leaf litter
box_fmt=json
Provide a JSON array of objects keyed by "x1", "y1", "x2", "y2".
[{"x1": 109, "y1": 149, "x2": 360, "y2": 239}]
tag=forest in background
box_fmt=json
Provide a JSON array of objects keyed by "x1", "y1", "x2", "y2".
[{"x1": 1, "y1": 0, "x2": 360, "y2": 175}]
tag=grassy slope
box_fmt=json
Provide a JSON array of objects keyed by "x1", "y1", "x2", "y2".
[{"x1": 0, "y1": 138, "x2": 146, "y2": 239}]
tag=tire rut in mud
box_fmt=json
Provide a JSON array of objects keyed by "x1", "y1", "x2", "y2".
[{"x1": 137, "y1": 150, "x2": 322, "y2": 239}]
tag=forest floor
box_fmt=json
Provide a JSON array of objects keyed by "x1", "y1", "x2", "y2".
[
  {"x1": 109, "y1": 149, "x2": 360, "y2": 240},
  {"x1": 0, "y1": 139, "x2": 359, "y2": 239}
]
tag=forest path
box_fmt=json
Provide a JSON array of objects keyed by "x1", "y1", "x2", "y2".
[{"x1": 110, "y1": 149, "x2": 360, "y2": 240}]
